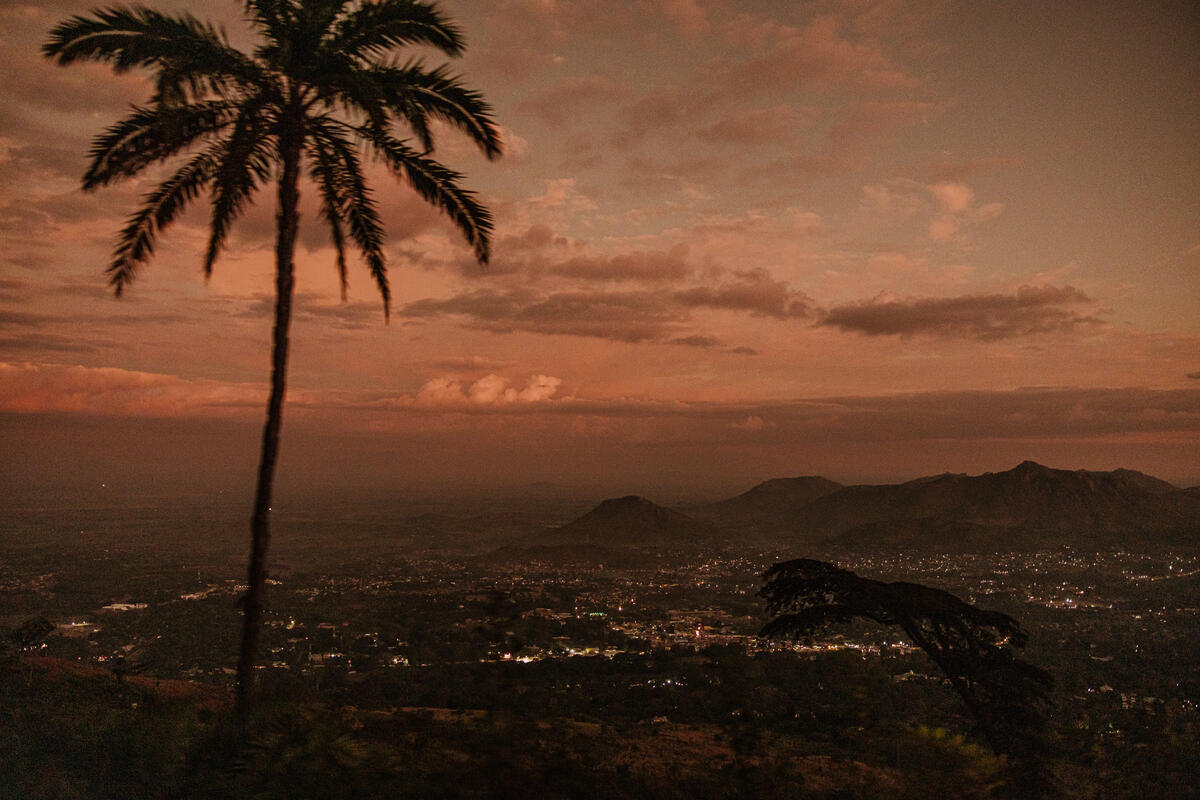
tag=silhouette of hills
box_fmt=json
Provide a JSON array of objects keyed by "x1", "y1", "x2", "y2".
[
  {"x1": 688, "y1": 475, "x2": 844, "y2": 534},
  {"x1": 546, "y1": 495, "x2": 722, "y2": 549},
  {"x1": 433, "y1": 462, "x2": 1198, "y2": 555},
  {"x1": 715, "y1": 461, "x2": 1200, "y2": 551}
]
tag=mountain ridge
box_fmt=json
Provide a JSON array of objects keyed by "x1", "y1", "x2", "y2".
[
  {"x1": 548, "y1": 462, "x2": 1199, "y2": 553},
  {"x1": 798, "y1": 460, "x2": 1198, "y2": 549}
]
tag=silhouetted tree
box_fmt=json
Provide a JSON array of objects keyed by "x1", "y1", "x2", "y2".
[
  {"x1": 44, "y1": 0, "x2": 501, "y2": 716},
  {"x1": 760, "y1": 558, "x2": 1054, "y2": 796}
]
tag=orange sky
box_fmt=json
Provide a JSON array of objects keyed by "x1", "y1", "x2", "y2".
[{"x1": 1, "y1": 0, "x2": 1198, "y2": 502}]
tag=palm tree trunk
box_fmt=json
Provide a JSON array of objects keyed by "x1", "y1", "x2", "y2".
[{"x1": 236, "y1": 118, "x2": 302, "y2": 718}]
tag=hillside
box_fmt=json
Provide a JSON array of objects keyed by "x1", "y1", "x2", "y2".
[
  {"x1": 810, "y1": 461, "x2": 1198, "y2": 548},
  {"x1": 687, "y1": 476, "x2": 844, "y2": 535},
  {"x1": 0, "y1": 653, "x2": 1014, "y2": 800},
  {"x1": 543, "y1": 495, "x2": 723, "y2": 550},
  {"x1": 695, "y1": 461, "x2": 1200, "y2": 552}
]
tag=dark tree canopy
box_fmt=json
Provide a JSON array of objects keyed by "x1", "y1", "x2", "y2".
[{"x1": 760, "y1": 558, "x2": 1054, "y2": 794}]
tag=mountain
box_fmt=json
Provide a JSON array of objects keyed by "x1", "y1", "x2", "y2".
[
  {"x1": 545, "y1": 495, "x2": 721, "y2": 549},
  {"x1": 687, "y1": 476, "x2": 843, "y2": 534},
  {"x1": 799, "y1": 461, "x2": 1200, "y2": 550},
  {"x1": 496, "y1": 462, "x2": 1198, "y2": 555}
]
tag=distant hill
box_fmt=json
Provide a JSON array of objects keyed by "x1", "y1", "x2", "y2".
[
  {"x1": 471, "y1": 463, "x2": 1199, "y2": 556},
  {"x1": 688, "y1": 476, "x2": 844, "y2": 534},
  {"x1": 792, "y1": 461, "x2": 1200, "y2": 550},
  {"x1": 544, "y1": 495, "x2": 722, "y2": 550}
]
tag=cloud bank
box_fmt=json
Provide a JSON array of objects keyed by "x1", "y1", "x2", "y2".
[{"x1": 819, "y1": 285, "x2": 1101, "y2": 340}]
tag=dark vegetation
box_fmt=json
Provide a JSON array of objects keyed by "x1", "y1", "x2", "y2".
[
  {"x1": 0, "y1": 644, "x2": 1022, "y2": 800},
  {"x1": 760, "y1": 559, "x2": 1054, "y2": 797}
]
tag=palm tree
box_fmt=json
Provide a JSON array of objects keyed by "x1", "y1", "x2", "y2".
[{"x1": 43, "y1": 0, "x2": 502, "y2": 714}]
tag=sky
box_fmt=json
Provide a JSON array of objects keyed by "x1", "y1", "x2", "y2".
[{"x1": 1, "y1": 0, "x2": 1198, "y2": 505}]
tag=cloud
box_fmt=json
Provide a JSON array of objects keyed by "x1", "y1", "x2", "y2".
[
  {"x1": 721, "y1": 14, "x2": 920, "y2": 95},
  {"x1": 0, "y1": 360, "x2": 567, "y2": 419},
  {"x1": 856, "y1": 178, "x2": 1003, "y2": 244},
  {"x1": 468, "y1": 373, "x2": 512, "y2": 403},
  {"x1": 859, "y1": 182, "x2": 923, "y2": 219},
  {"x1": 5, "y1": 362, "x2": 1199, "y2": 474},
  {"x1": 496, "y1": 126, "x2": 531, "y2": 161},
  {"x1": 669, "y1": 335, "x2": 723, "y2": 349},
  {"x1": 400, "y1": 288, "x2": 685, "y2": 343},
  {"x1": 233, "y1": 292, "x2": 385, "y2": 329},
  {"x1": 927, "y1": 181, "x2": 1004, "y2": 240},
  {"x1": 400, "y1": 270, "x2": 814, "y2": 344},
  {"x1": 656, "y1": 0, "x2": 710, "y2": 35},
  {"x1": 673, "y1": 270, "x2": 814, "y2": 318},
  {"x1": 615, "y1": 86, "x2": 696, "y2": 147},
  {"x1": 415, "y1": 373, "x2": 563, "y2": 406},
  {"x1": 819, "y1": 285, "x2": 1102, "y2": 340},
  {"x1": 516, "y1": 374, "x2": 563, "y2": 402},
  {"x1": 0, "y1": 334, "x2": 101, "y2": 354},
  {"x1": 0, "y1": 361, "x2": 266, "y2": 416},
  {"x1": 488, "y1": 224, "x2": 698, "y2": 287},
  {"x1": 505, "y1": 178, "x2": 598, "y2": 231},
  {"x1": 741, "y1": 100, "x2": 941, "y2": 180},
  {"x1": 518, "y1": 76, "x2": 627, "y2": 124},
  {"x1": 697, "y1": 104, "x2": 820, "y2": 146},
  {"x1": 425, "y1": 355, "x2": 516, "y2": 372},
  {"x1": 731, "y1": 415, "x2": 774, "y2": 431},
  {"x1": 362, "y1": 386, "x2": 1200, "y2": 446},
  {"x1": 549, "y1": 244, "x2": 693, "y2": 282},
  {"x1": 412, "y1": 376, "x2": 466, "y2": 406}
]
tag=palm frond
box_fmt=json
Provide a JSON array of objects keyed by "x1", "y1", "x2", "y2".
[
  {"x1": 43, "y1": 6, "x2": 263, "y2": 99},
  {"x1": 306, "y1": 142, "x2": 350, "y2": 300},
  {"x1": 357, "y1": 125, "x2": 493, "y2": 265},
  {"x1": 204, "y1": 101, "x2": 277, "y2": 276},
  {"x1": 84, "y1": 101, "x2": 240, "y2": 189},
  {"x1": 309, "y1": 119, "x2": 389, "y2": 315},
  {"x1": 370, "y1": 61, "x2": 502, "y2": 158},
  {"x1": 108, "y1": 147, "x2": 219, "y2": 295},
  {"x1": 243, "y1": 0, "x2": 294, "y2": 58},
  {"x1": 301, "y1": 0, "x2": 355, "y2": 44},
  {"x1": 326, "y1": 0, "x2": 465, "y2": 60},
  {"x1": 307, "y1": 53, "x2": 394, "y2": 131}
]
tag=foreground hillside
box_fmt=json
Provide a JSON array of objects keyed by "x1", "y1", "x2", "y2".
[
  {"x1": 5, "y1": 650, "x2": 1187, "y2": 800},
  {"x1": 0, "y1": 654, "x2": 987, "y2": 800}
]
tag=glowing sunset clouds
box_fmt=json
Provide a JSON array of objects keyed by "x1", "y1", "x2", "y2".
[{"x1": 2, "y1": 0, "x2": 1198, "y2": 496}]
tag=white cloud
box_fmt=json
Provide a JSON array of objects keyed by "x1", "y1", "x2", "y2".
[
  {"x1": 414, "y1": 377, "x2": 468, "y2": 406},
  {"x1": 732, "y1": 414, "x2": 774, "y2": 430},
  {"x1": 415, "y1": 373, "x2": 564, "y2": 406},
  {"x1": 517, "y1": 374, "x2": 563, "y2": 401}
]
